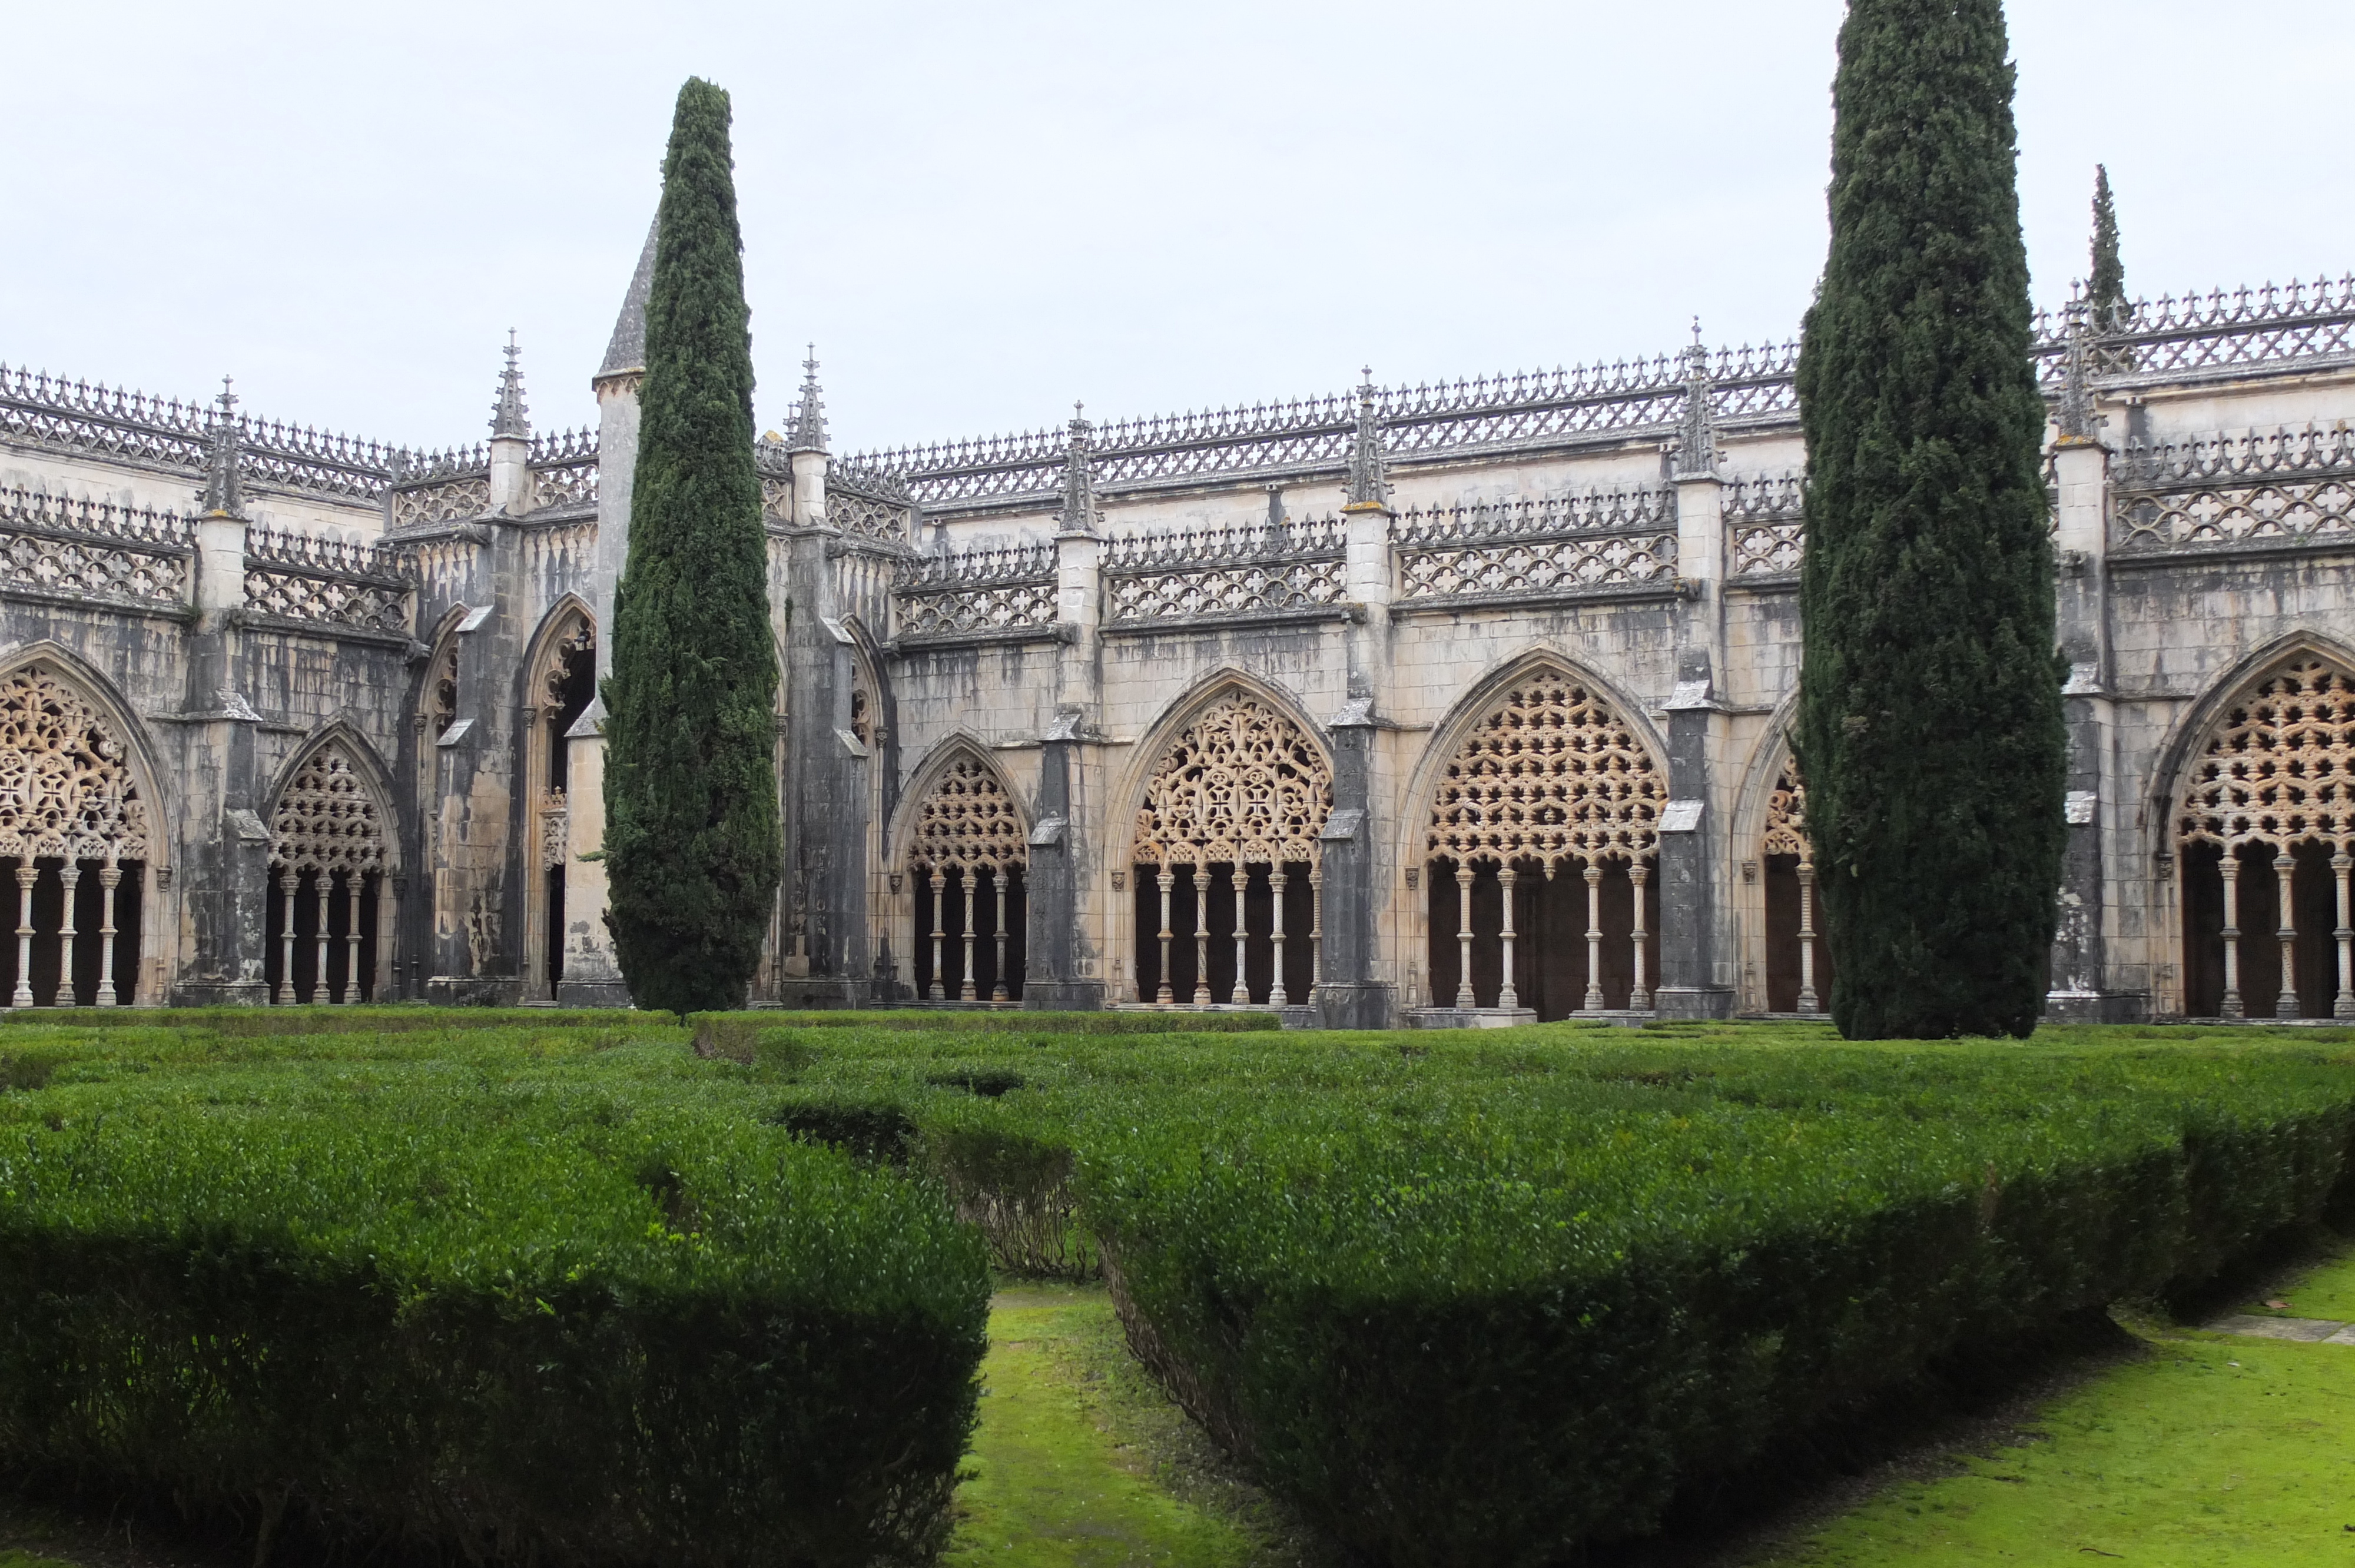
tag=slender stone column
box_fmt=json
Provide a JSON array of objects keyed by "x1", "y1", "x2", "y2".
[
  {"x1": 1583, "y1": 864, "x2": 1606, "y2": 1011},
  {"x1": 1454, "y1": 863, "x2": 1477, "y2": 1008},
  {"x1": 1229, "y1": 867, "x2": 1251, "y2": 1005},
  {"x1": 54, "y1": 865, "x2": 79, "y2": 1006},
  {"x1": 1268, "y1": 869, "x2": 1289, "y2": 1006},
  {"x1": 344, "y1": 880, "x2": 364, "y2": 1004},
  {"x1": 1497, "y1": 865, "x2": 1521, "y2": 1008},
  {"x1": 993, "y1": 873, "x2": 1010, "y2": 1003},
  {"x1": 2275, "y1": 849, "x2": 2300, "y2": 1018},
  {"x1": 1191, "y1": 868, "x2": 1212, "y2": 1006},
  {"x1": 1796, "y1": 861, "x2": 1820, "y2": 1015},
  {"x1": 2336, "y1": 849, "x2": 2354, "y2": 1021},
  {"x1": 10, "y1": 865, "x2": 32, "y2": 1008},
  {"x1": 1309, "y1": 868, "x2": 1324, "y2": 988},
  {"x1": 313, "y1": 876, "x2": 332, "y2": 1006},
  {"x1": 1630, "y1": 862, "x2": 1652, "y2": 1011},
  {"x1": 928, "y1": 869, "x2": 947, "y2": 1001},
  {"x1": 1156, "y1": 869, "x2": 1176, "y2": 1004},
  {"x1": 2220, "y1": 853, "x2": 2244, "y2": 1018},
  {"x1": 95, "y1": 863, "x2": 121, "y2": 1006},
  {"x1": 959, "y1": 873, "x2": 979, "y2": 1002},
  {"x1": 275, "y1": 869, "x2": 297, "y2": 1005}
]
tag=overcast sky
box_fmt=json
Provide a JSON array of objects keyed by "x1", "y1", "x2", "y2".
[{"x1": 6, "y1": 2, "x2": 2348, "y2": 459}]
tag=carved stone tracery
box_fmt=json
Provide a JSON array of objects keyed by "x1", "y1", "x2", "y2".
[
  {"x1": 909, "y1": 755, "x2": 1027, "y2": 872},
  {"x1": 1763, "y1": 759, "x2": 1812, "y2": 865},
  {"x1": 268, "y1": 743, "x2": 387, "y2": 875},
  {"x1": 1427, "y1": 675, "x2": 1663, "y2": 872},
  {"x1": 1132, "y1": 695, "x2": 1332, "y2": 868},
  {"x1": 2177, "y1": 656, "x2": 2355, "y2": 852},
  {"x1": 0, "y1": 663, "x2": 149, "y2": 862}
]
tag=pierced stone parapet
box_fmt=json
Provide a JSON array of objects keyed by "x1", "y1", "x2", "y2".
[
  {"x1": 0, "y1": 487, "x2": 193, "y2": 607},
  {"x1": 529, "y1": 459, "x2": 598, "y2": 513},
  {"x1": 241, "y1": 525, "x2": 413, "y2": 633},
  {"x1": 1107, "y1": 557, "x2": 1347, "y2": 624},
  {"x1": 2113, "y1": 426, "x2": 2355, "y2": 554},
  {"x1": 1391, "y1": 488, "x2": 1678, "y2": 603},
  {"x1": 390, "y1": 471, "x2": 491, "y2": 529},
  {"x1": 1723, "y1": 473, "x2": 1807, "y2": 579},
  {"x1": 897, "y1": 579, "x2": 1058, "y2": 639}
]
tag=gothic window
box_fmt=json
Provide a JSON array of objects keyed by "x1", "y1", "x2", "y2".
[
  {"x1": 1424, "y1": 673, "x2": 1661, "y2": 1018},
  {"x1": 1759, "y1": 756, "x2": 1830, "y2": 1015},
  {"x1": 0, "y1": 662, "x2": 148, "y2": 1006},
  {"x1": 529, "y1": 610, "x2": 595, "y2": 1000},
  {"x1": 427, "y1": 642, "x2": 460, "y2": 739},
  {"x1": 267, "y1": 742, "x2": 389, "y2": 1005},
  {"x1": 1129, "y1": 693, "x2": 1330, "y2": 1008},
  {"x1": 908, "y1": 754, "x2": 1026, "y2": 1003},
  {"x1": 2175, "y1": 656, "x2": 2355, "y2": 1019}
]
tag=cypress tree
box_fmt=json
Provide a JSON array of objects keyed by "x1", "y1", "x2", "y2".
[
  {"x1": 1793, "y1": 0, "x2": 2067, "y2": 1039},
  {"x1": 2089, "y1": 164, "x2": 2126, "y2": 320},
  {"x1": 602, "y1": 78, "x2": 780, "y2": 1014}
]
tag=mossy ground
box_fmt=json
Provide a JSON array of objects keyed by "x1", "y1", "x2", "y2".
[
  {"x1": 1753, "y1": 1235, "x2": 2355, "y2": 1567},
  {"x1": 946, "y1": 1285, "x2": 1326, "y2": 1568}
]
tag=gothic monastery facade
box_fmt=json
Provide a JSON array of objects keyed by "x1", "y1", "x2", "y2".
[{"x1": 5, "y1": 220, "x2": 2354, "y2": 1024}]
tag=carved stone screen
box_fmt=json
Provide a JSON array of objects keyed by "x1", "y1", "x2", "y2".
[
  {"x1": 1760, "y1": 758, "x2": 1830, "y2": 1015},
  {"x1": 266, "y1": 743, "x2": 389, "y2": 1005},
  {"x1": 908, "y1": 754, "x2": 1027, "y2": 1002},
  {"x1": 1130, "y1": 694, "x2": 1331, "y2": 1007},
  {"x1": 0, "y1": 662, "x2": 149, "y2": 1006},
  {"x1": 2175, "y1": 656, "x2": 2355, "y2": 1019},
  {"x1": 1424, "y1": 674, "x2": 1661, "y2": 1018}
]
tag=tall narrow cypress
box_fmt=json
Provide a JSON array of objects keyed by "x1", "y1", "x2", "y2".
[
  {"x1": 2089, "y1": 165, "x2": 2125, "y2": 320},
  {"x1": 1793, "y1": 0, "x2": 2066, "y2": 1038},
  {"x1": 602, "y1": 78, "x2": 780, "y2": 1014}
]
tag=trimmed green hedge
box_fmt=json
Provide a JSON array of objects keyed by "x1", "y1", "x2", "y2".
[
  {"x1": 695, "y1": 1008, "x2": 1279, "y2": 1037},
  {"x1": 747, "y1": 1024, "x2": 2355, "y2": 1564},
  {"x1": 0, "y1": 1005, "x2": 677, "y2": 1032},
  {"x1": 0, "y1": 1025, "x2": 986, "y2": 1568}
]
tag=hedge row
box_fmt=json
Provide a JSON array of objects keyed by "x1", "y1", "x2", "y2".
[
  {"x1": 0, "y1": 1024, "x2": 987, "y2": 1568},
  {"x1": 745, "y1": 1025, "x2": 2355, "y2": 1564},
  {"x1": 0, "y1": 1005, "x2": 679, "y2": 1032},
  {"x1": 694, "y1": 1007, "x2": 1280, "y2": 1038}
]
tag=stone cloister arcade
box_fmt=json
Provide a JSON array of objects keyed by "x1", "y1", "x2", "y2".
[
  {"x1": 904, "y1": 752, "x2": 1029, "y2": 1002},
  {"x1": 264, "y1": 741, "x2": 393, "y2": 1005}
]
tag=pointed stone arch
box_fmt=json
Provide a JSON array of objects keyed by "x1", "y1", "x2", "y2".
[
  {"x1": 2170, "y1": 647, "x2": 2355, "y2": 1019},
  {"x1": 896, "y1": 738, "x2": 1029, "y2": 1003},
  {"x1": 1411, "y1": 652, "x2": 1667, "y2": 1018},
  {"x1": 0, "y1": 646, "x2": 165, "y2": 1006},
  {"x1": 266, "y1": 730, "x2": 396, "y2": 1005},
  {"x1": 1123, "y1": 676, "x2": 1333, "y2": 1008},
  {"x1": 519, "y1": 596, "x2": 597, "y2": 1000}
]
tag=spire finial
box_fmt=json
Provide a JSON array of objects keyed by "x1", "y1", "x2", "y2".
[
  {"x1": 200, "y1": 376, "x2": 244, "y2": 517},
  {"x1": 1673, "y1": 327, "x2": 1717, "y2": 479},
  {"x1": 1345, "y1": 366, "x2": 1390, "y2": 509},
  {"x1": 1056, "y1": 401, "x2": 1097, "y2": 538},
  {"x1": 490, "y1": 332, "x2": 530, "y2": 439},
  {"x1": 787, "y1": 344, "x2": 828, "y2": 454}
]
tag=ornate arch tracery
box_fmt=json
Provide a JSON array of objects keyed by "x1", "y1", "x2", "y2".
[
  {"x1": 267, "y1": 742, "x2": 389, "y2": 1005},
  {"x1": 1422, "y1": 672, "x2": 1664, "y2": 1014},
  {"x1": 1131, "y1": 694, "x2": 1333, "y2": 870},
  {"x1": 1425, "y1": 676, "x2": 1663, "y2": 874},
  {"x1": 907, "y1": 752, "x2": 1028, "y2": 1003},
  {"x1": 1759, "y1": 752, "x2": 1823, "y2": 1015},
  {"x1": 2174, "y1": 655, "x2": 2355, "y2": 1018},
  {"x1": 0, "y1": 661, "x2": 152, "y2": 1007},
  {"x1": 0, "y1": 662, "x2": 150, "y2": 863}
]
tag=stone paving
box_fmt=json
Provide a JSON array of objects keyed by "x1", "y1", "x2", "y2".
[{"x1": 2204, "y1": 1311, "x2": 2355, "y2": 1344}]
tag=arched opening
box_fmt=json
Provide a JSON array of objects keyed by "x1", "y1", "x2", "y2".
[
  {"x1": 266, "y1": 742, "x2": 391, "y2": 1004},
  {"x1": 2177, "y1": 656, "x2": 2355, "y2": 1019},
  {"x1": 1760, "y1": 757, "x2": 1836, "y2": 1015},
  {"x1": 0, "y1": 663, "x2": 151, "y2": 1006},
  {"x1": 1424, "y1": 674, "x2": 1662, "y2": 1018},
  {"x1": 1130, "y1": 692, "x2": 1330, "y2": 1006},
  {"x1": 524, "y1": 608, "x2": 595, "y2": 999},
  {"x1": 907, "y1": 754, "x2": 1026, "y2": 1003}
]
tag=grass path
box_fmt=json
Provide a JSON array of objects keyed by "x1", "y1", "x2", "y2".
[
  {"x1": 945, "y1": 1285, "x2": 1321, "y2": 1568},
  {"x1": 1753, "y1": 1238, "x2": 2355, "y2": 1567}
]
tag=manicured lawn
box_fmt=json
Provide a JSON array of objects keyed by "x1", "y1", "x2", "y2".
[
  {"x1": 946, "y1": 1285, "x2": 1315, "y2": 1568},
  {"x1": 2245, "y1": 1233, "x2": 2355, "y2": 1323},
  {"x1": 1759, "y1": 1315, "x2": 2355, "y2": 1566}
]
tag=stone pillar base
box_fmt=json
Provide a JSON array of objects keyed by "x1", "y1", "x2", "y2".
[
  {"x1": 1312, "y1": 980, "x2": 1394, "y2": 1030},
  {"x1": 1404, "y1": 1005, "x2": 1535, "y2": 1029},
  {"x1": 553, "y1": 978, "x2": 635, "y2": 1009},
  {"x1": 171, "y1": 978, "x2": 271, "y2": 1007},
  {"x1": 1023, "y1": 980, "x2": 1107, "y2": 1012},
  {"x1": 427, "y1": 976, "x2": 526, "y2": 1008},
  {"x1": 1651, "y1": 986, "x2": 1736, "y2": 1020},
  {"x1": 2044, "y1": 989, "x2": 2148, "y2": 1024}
]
